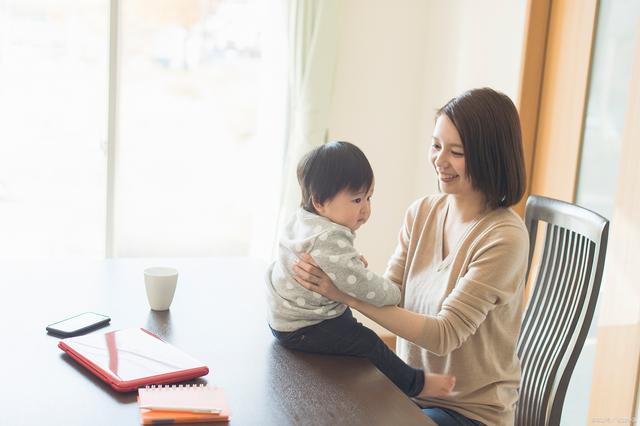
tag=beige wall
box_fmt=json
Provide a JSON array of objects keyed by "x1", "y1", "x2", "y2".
[
  {"x1": 328, "y1": 0, "x2": 527, "y2": 334},
  {"x1": 328, "y1": 0, "x2": 430, "y2": 275},
  {"x1": 329, "y1": 0, "x2": 527, "y2": 275}
]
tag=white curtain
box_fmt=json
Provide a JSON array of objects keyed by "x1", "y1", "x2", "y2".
[
  {"x1": 275, "y1": 0, "x2": 342, "y2": 241},
  {"x1": 248, "y1": 0, "x2": 289, "y2": 261}
]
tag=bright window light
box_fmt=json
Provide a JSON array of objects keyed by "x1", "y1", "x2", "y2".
[
  {"x1": 0, "y1": 0, "x2": 109, "y2": 258},
  {"x1": 0, "y1": 0, "x2": 287, "y2": 259},
  {"x1": 115, "y1": 0, "x2": 276, "y2": 257}
]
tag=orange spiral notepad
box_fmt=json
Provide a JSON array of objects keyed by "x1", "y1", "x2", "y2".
[{"x1": 138, "y1": 384, "x2": 230, "y2": 424}]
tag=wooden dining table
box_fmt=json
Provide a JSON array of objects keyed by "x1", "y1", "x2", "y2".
[{"x1": 0, "y1": 257, "x2": 434, "y2": 425}]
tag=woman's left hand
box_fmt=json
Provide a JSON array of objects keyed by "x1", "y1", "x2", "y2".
[{"x1": 293, "y1": 253, "x2": 351, "y2": 304}]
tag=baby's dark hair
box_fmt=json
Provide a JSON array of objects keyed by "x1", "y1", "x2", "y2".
[{"x1": 297, "y1": 141, "x2": 374, "y2": 213}]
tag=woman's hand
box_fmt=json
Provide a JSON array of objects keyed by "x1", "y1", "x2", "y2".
[{"x1": 293, "y1": 253, "x2": 352, "y2": 305}]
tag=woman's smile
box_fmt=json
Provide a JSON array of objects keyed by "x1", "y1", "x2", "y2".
[{"x1": 438, "y1": 172, "x2": 459, "y2": 183}]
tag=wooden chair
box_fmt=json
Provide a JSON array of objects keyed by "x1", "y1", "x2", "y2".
[{"x1": 515, "y1": 195, "x2": 609, "y2": 425}]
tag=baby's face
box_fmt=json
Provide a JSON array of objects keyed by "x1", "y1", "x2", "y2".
[{"x1": 315, "y1": 184, "x2": 374, "y2": 231}]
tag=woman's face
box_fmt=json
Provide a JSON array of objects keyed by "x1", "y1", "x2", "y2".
[{"x1": 430, "y1": 114, "x2": 475, "y2": 197}]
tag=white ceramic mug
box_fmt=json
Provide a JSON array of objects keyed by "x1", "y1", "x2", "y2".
[{"x1": 144, "y1": 267, "x2": 178, "y2": 311}]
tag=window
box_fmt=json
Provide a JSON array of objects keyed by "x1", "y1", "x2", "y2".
[
  {"x1": 0, "y1": 0, "x2": 286, "y2": 259},
  {"x1": 0, "y1": 0, "x2": 109, "y2": 258}
]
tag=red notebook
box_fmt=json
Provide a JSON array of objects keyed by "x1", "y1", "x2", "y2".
[{"x1": 58, "y1": 328, "x2": 209, "y2": 392}]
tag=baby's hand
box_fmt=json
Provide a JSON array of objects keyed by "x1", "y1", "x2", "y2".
[{"x1": 357, "y1": 255, "x2": 368, "y2": 268}]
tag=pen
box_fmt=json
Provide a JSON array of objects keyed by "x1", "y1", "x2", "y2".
[{"x1": 140, "y1": 406, "x2": 222, "y2": 414}]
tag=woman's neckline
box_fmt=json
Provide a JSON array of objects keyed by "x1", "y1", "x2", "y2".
[{"x1": 436, "y1": 196, "x2": 489, "y2": 267}]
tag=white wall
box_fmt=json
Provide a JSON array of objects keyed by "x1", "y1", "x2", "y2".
[
  {"x1": 327, "y1": 0, "x2": 527, "y2": 333},
  {"x1": 414, "y1": 0, "x2": 528, "y2": 198},
  {"x1": 328, "y1": 0, "x2": 432, "y2": 275}
]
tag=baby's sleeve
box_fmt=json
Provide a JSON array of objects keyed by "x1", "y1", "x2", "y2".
[{"x1": 309, "y1": 229, "x2": 401, "y2": 307}]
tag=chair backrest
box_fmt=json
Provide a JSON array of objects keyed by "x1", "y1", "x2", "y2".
[{"x1": 515, "y1": 195, "x2": 609, "y2": 426}]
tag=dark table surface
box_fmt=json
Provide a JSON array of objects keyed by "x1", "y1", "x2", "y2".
[{"x1": 0, "y1": 257, "x2": 434, "y2": 425}]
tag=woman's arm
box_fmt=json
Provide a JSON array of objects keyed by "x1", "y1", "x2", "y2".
[
  {"x1": 349, "y1": 300, "x2": 429, "y2": 345},
  {"x1": 383, "y1": 202, "x2": 417, "y2": 288},
  {"x1": 295, "y1": 223, "x2": 529, "y2": 356},
  {"x1": 308, "y1": 229, "x2": 400, "y2": 307},
  {"x1": 293, "y1": 254, "x2": 428, "y2": 344}
]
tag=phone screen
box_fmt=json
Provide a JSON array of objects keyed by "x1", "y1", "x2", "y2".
[{"x1": 48, "y1": 312, "x2": 110, "y2": 334}]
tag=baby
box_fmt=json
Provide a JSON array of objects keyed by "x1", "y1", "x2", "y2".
[{"x1": 265, "y1": 141, "x2": 455, "y2": 398}]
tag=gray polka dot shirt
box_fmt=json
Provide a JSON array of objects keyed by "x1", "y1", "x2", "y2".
[{"x1": 266, "y1": 208, "x2": 401, "y2": 332}]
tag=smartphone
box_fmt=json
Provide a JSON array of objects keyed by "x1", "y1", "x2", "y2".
[{"x1": 46, "y1": 312, "x2": 111, "y2": 337}]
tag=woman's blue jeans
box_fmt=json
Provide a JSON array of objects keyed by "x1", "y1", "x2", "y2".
[{"x1": 422, "y1": 407, "x2": 484, "y2": 426}]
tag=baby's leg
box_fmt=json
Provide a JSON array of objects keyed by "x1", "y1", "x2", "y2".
[
  {"x1": 269, "y1": 311, "x2": 367, "y2": 355},
  {"x1": 271, "y1": 310, "x2": 455, "y2": 397},
  {"x1": 300, "y1": 308, "x2": 431, "y2": 397}
]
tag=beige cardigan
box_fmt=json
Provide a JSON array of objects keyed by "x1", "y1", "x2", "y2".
[{"x1": 385, "y1": 194, "x2": 529, "y2": 426}]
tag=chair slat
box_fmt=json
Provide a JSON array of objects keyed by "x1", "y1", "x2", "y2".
[
  {"x1": 519, "y1": 223, "x2": 559, "y2": 422},
  {"x1": 530, "y1": 227, "x2": 574, "y2": 425},
  {"x1": 527, "y1": 225, "x2": 568, "y2": 423},
  {"x1": 534, "y1": 231, "x2": 586, "y2": 423}
]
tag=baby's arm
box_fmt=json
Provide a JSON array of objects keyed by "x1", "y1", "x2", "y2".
[{"x1": 309, "y1": 229, "x2": 400, "y2": 307}]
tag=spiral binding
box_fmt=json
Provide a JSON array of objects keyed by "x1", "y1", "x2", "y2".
[{"x1": 144, "y1": 384, "x2": 208, "y2": 391}]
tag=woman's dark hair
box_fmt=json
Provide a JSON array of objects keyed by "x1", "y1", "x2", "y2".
[
  {"x1": 437, "y1": 87, "x2": 526, "y2": 209},
  {"x1": 297, "y1": 141, "x2": 374, "y2": 213}
]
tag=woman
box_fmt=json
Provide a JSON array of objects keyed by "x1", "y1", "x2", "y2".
[{"x1": 293, "y1": 87, "x2": 529, "y2": 426}]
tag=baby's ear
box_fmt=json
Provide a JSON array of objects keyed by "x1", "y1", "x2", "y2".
[{"x1": 311, "y1": 195, "x2": 324, "y2": 213}]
